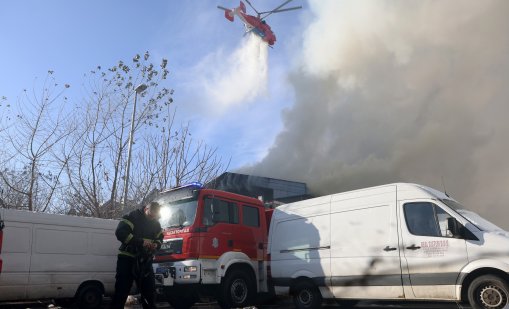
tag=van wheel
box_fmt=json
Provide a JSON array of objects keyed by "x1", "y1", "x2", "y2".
[
  {"x1": 76, "y1": 284, "x2": 103, "y2": 309},
  {"x1": 218, "y1": 269, "x2": 255, "y2": 309},
  {"x1": 468, "y1": 275, "x2": 509, "y2": 309},
  {"x1": 293, "y1": 281, "x2": 322, "y2": 309}
]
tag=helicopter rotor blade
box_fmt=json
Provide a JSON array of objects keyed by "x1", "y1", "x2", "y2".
[
  {"x1": 270, "y1": 0, "x2": 294, "y2": 14},
  {"x1": 259, "y1": 6, "x2": 302, "y2": 16},
  {"x1": 260, "y1": 0, "x2": 298, "y2": 20},
  {"x1": 217, "y1": 5, "x2": 230, "y2": 11},
  {"x1": 245, "y1": 0, "x2": 260, "y2": 15}
]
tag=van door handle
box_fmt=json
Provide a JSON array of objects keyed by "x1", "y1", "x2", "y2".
[
  {"x1": 383, "y1": 246, "x2": 397, "y2": 251},
  {"x1": 406, "y1": 244, "x2": 421, "y2": 250}
]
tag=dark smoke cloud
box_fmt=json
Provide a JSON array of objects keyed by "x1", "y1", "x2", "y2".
[{"x1": 240, "y1": 1, "x2": 509, "y2": 228}]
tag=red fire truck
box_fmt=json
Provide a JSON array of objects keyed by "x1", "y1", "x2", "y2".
[{"x1": 152, "y1": 182, "x2": 273, "y2": 309}]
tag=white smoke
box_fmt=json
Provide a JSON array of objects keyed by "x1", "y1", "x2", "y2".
[
  {"x1": 242, "y1": 0, "x2": 509, "y2": 228},
  {"x1": 195, "y1": 34, "x2": 268, "y2": 111}
]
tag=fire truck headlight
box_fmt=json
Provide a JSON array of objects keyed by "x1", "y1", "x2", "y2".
[
  {"x1": 184, "y1": 266, "x2": 198, "y2": 272},
  {"x1": 183, "y1": 274, "x2": 197, "y2": 279}
]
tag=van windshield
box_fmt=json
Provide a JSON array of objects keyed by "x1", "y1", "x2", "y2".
[
  {"x1": 441, "y1": 199, "x2": 504, "y2": 232},
  {"x1": 154, "y1": 195, "x2": 198, "y2": 229}
]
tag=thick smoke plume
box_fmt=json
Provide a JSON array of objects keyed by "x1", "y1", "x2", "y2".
[{"x1": 242, "y1": 1, "x2": 509, "y2": 228}]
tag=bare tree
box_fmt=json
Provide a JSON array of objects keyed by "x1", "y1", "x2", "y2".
[
  {"x1": 1, "y1": 53, "x2": 229, "y2": 218},
  {"x1": 129, "y1": 121, "x2": 228, "y2": 211},
  {"x1": 141, "y1": 99, "x2": 229, "y2": 188},
  {"x1": 65, "y1": 52, "x2": 173, "y2": 218},
  {"x1": 0, "y1": 72, "x2": 73, "y2": 212},
  {"x1": 169, "y1": 124, "x2": 228, "y2": 187}
]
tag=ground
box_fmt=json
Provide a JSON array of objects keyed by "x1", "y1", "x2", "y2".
[{"x1": 0, "y1": 297, "x2": 471, "y2": 309}]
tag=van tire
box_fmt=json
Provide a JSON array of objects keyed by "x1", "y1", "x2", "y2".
[
  {"x1": 76, "y1": 284, "x2": 103, "y2": 309},
  {"x1": 218, "y1": 269, "x2": 255, "y2": 309},
  {"x1": 468, "y1": 274, "x2": 509, "y2": 309},
  {"x1": 293, "y1": 281, "x2": 322, "y2": 309}
]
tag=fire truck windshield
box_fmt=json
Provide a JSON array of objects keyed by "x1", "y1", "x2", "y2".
[{"x1": 156, "y1": 197, "x2": 198, "y2": 229}]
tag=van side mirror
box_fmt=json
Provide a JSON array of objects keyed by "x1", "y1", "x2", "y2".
[
  {"x1": 0, "y1": 220, "x2": 4, "y2": 230},
  {"x1": 447, "y1": 217, "x2": 463, "y2": 238}
]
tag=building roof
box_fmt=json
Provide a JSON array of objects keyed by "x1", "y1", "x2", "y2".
[{"x1": 206, "y1": 172, "x2": 312, "y2": 205}]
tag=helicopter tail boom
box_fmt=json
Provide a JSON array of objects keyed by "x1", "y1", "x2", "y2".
[{"x1": 239, "y1": 1, "x2": 247, "y2": 14}]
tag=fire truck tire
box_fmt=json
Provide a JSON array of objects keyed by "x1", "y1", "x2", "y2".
[
  {"x1": 467, "y1": 274, "x2": 509, "y2": 309},
  {"x1": 218, "y1": 268, "x2": 255, "y2": 309},
  {"x1": 76, "y1": 283, "x2": 103, "y2": 309},
  {"x1": 292, "y1": 280, "x2": 322, "y2": 309}
]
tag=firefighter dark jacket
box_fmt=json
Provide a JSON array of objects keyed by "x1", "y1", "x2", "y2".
[{"x1": 116, "y1": 208, "x2": 163, "y2": 258}]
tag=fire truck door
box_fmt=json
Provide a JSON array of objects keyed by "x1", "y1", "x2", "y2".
[
  {"x1": 235, "y1": 204, "x2": 264, "y2": 261},
  {"x1": 202, "y1": 197, "x2": 238, "y2": 257}
]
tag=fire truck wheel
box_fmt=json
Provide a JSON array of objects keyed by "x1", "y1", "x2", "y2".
[
  {"x1": 76, "y1": 284, "x2": 103, "y2": 309},
  {"x1": 218, "y1": 269, "x2": 255, "y2": 309},
  {"x1": 292, "y1": 280, "x2": 322, "y2": 309},
  {"x1": 468, "y1": 274, "x2": 509, "y2": 309}
]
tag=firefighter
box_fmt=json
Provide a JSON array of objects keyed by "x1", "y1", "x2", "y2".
[{"x1": 110, "y1": 201, "x2": 163, "y2": 309}]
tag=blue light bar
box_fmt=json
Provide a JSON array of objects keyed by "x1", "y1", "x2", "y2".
[
  {"x1": 187, "y1": 181, "x2": 203, "y2": 188},
  {"x1": 163, "y1": 181, "x2": 203, "y2": 193},
  {"x1": 156, "y1": 182, "x2": 203, "y2": 203}
]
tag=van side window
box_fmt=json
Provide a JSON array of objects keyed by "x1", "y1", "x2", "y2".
[
  {"x1": 203, "y1": 198, "x2": 238, "y2": 226},
  {"x1": 404, "y1": 202, "x2": 456, "y2": 237},
  {"x1": 242, "y1": 205, "x2": 260, "y2": 227}
]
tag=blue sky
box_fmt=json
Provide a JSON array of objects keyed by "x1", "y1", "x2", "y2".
[{"x1": 0, "y1": 0, "x2": 307, "y2": 169}]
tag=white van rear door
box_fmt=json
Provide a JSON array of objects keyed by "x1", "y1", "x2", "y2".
[
  {"x1": 400, "y1": 201, "x2": 468, "y2": 300},
  {"x1": 270, "y1": 195, "x2": 332, "y2": 295},
  {"x1": 0, "y1": 209, "x2": 31, "y2": 301}
]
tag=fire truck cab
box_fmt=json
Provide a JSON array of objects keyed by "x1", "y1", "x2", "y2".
[{"x1": 152, "y1": 183, "x2": 270, "y2": 309}]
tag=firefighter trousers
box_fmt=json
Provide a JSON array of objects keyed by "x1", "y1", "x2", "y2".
[{"x1": 110, "y1": 255, "x2": 156, "y2": 309}]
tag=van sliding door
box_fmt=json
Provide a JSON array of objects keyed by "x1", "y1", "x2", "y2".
[{"x1": 330, "y1": 186, "x2": 403, "y2": 299}]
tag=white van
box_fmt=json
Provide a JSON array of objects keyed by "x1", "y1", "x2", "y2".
[
  {"x1": 0, "y1": 208, "x2": 119, "y2": 308},
  {"x1": 268, "y1": 183, "x2": 509, "y2": 309}
]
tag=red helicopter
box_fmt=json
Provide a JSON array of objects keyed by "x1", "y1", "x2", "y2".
[{"x1": 217, "y1": 0, "x2": 302, "y2": 46}]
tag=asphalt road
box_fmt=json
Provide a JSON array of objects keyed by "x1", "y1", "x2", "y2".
[
  {"x1": 0, "y1": 297, "x2": 471, "y2": 309},
  {"x1": 144, "y1": 299, "x2": 470, "y2": 309}
]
